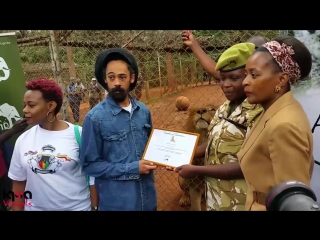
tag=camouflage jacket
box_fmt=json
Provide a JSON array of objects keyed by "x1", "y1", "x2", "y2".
[{"x1": 205, "y1": 99, "x2": 263, "y2": 211}]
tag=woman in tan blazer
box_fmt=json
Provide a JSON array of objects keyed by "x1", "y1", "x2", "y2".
[{"x1": 237, "y1": 35, "x2": 314, "y2": 211}]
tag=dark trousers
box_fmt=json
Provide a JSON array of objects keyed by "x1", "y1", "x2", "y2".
[
  {"x1": 69, "y1": 98, "x2": 81, "y2": 122},
  {"x1": 89, "y1": 97, "x2": 100, "y2": 109},
  {"x1": 0, "y1": 174, "x2": 10, "y2": 211}
]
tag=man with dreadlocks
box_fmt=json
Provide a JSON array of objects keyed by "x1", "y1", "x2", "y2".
[{"x1": 80, "y1": 48, "x2": 157, "y2": 211}]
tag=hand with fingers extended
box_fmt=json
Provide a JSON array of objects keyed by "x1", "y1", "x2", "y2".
[
  {"x1": 182, "y1": 30, "x2": 197, "y2": 47},
  {"x1": 139, "y1": 160, "x2": 157, "y2": 174},
  {"x1": 10, "y1": 118, "x2": 28, "y2": 135},
  {"x1": 165, "y1": 166, "x2": 175, "y2": 171},
  {"x1": 164, "y1": 164, "x2": 199, "y2": 178},
  {"x1": 174, "y1": 164, "x2": 199, "y2": 179}
]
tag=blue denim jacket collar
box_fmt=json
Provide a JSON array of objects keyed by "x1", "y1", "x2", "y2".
[{"x1": 106, "y1": 94, "x2": 140, "y2": 116}]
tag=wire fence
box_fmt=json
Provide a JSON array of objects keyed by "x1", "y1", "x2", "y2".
[{"x1": 12, "y1": 30, "x2": 279, "y2": 211}]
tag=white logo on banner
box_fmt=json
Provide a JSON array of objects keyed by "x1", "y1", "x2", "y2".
[
  {"x1": 0, "y1": 103, "x2": 21, "y2": 130},
  {"x1": 0, "y1": 56, "x2": 11, "y2": 82}
]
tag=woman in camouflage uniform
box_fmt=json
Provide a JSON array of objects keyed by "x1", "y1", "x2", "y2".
[{"x1": 174, "y1": 43, "x2": 263, "y2": 211}]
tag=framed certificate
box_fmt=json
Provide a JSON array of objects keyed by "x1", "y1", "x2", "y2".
[{"x1": 142, "y1": 128, "x2": 200, "y2": 168}]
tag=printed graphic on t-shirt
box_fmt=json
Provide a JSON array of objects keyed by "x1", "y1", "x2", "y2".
[{"x1": 24, "y1": 144, "x2": 72, "y2": 174}]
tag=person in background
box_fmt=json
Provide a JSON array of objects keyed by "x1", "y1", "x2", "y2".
[
  {"x1": 88, "y1": 77, "x2": 103, "y2": 109},
  {"x1": 182, "y1": 30, "x2": 268, "y2": 81},
  {"x1": 0, "y1": 119, "x2": 28, "y2": 211},
  {"x1": 8, "y1": 78, "x2": 98, "y2": 211},
  {"x1": 67, "y1": 77, "x2": 85, "y2": 123},
  {"x1": 80, "y1": 48, "x2": 157, "y2": 211},
  {"x1": 237, "y1": 36, "x2": 314, "y2": 211}
]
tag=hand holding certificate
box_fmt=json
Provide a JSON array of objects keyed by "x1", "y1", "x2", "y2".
[{"x1": 142, "y1": 128, "x2": 200, "y2": 168}]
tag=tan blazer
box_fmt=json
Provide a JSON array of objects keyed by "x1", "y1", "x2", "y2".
[{"x1": 237, "y1": 91, "x2": 314, "y2": 211}]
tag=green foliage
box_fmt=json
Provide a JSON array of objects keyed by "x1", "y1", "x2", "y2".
[
  {"x1": 18, "y1": 30, "x2": 279, "y2": 88},
  {"x1": 292, "y1": 78, "x2": 313, "y2": 93},
  {"x1": 193, "y1": 30, "x2": 224, "y2": 38},
  {"x1": 20, "y1": 46, "x2": 51, "y2": 63}
]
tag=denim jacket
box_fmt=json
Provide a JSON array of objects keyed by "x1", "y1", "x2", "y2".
[{"x1": 80, "y1": 95, "x2": 157, "y2": 211}]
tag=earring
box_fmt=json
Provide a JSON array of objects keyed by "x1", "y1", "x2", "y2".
[
  {"x1": 46, "y1": 111, "x2": 56, "y2": 123},
  {"x1": 274, "y1": 86, "x2": 281, "y2": 93}
]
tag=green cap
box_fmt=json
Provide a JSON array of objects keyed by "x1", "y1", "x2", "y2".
[{"x1": 215, "y1": 43, "x2": 255, "y2": 72}]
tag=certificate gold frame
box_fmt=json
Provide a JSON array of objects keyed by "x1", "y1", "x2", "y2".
[{"x1": 141, "y1": 127, "x2": 200, "y2": 168}]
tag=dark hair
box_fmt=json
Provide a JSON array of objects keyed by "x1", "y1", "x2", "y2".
[
  {"x1": 102, "y1": 54, "x2": 135, "y2": 89},
  {"x1": 255, "y1": 35, "x2": 312, "y2": 81},
  {"x1": 246, "y1": 36, "x2": 269, "y2": 48},
  {"x1": 25, "y1": 78, "x2": 63, "y2": 115}
]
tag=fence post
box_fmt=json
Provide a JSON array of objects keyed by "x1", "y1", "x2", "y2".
[
  {"x1": 144, "y1": 81, "x2": 150, "y2": 100},
  {"x1": 179, "y1": 54, "x2": 184, "y2": 90},
  {"x1": 157, "y1": 52, "x2": 162, "y2": 97},
  {"x1": 66, "y1": 34, "x2": 77, "y2": 78},
  {"x1": 49, "y1": 30, "x2": 70, "y2": 121}
]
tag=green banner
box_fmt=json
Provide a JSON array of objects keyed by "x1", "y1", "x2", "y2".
[{"x1": 0, "y1": 32, "x2": 26, "y2": 144}]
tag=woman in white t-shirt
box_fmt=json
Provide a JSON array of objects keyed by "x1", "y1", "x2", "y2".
[{"x1": 8, "y1": 78, "x2": 98, "y2": 211}]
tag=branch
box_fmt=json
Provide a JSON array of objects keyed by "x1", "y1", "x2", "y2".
[
  {"x1": 122, "y1": 30, "x2": 144, "y2": 48},
  {"x1": 59, "y1": 30, "x2": 74, "y2": 42},
  {"x1": 18, "y1": 39, "x2": 49, "y2": 48},
  {"x1": 17, "y1": 35, "x2": 49, "y2": 44},
  {"x1": 18, "y1": 40, "x2": 230, "y2": 53}
]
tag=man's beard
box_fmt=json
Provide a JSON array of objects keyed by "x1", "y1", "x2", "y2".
[{"x1": 107, "y1": 86, "x2": 129, "y2": 103}]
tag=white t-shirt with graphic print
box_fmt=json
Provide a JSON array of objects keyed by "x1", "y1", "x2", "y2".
[{"x1": 8, "y1": 122, "x2": 94, "y2": 211}]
